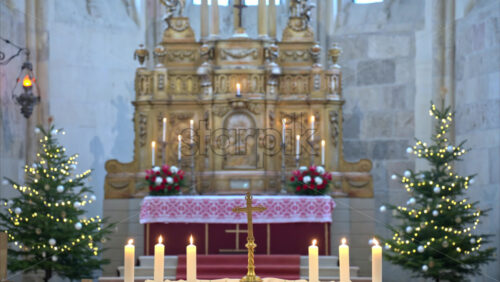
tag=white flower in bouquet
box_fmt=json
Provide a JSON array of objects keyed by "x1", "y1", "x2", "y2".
[
  {"x1": 170, "y1": 166, "x2": 179, "y2": 174},
  {"x1": 152, "y1": 166, "x2": 161, "y2": 173},
  {"x1": 155, "y1": 176, "x2": 163, "y2": 185},
  {"x1": 166, "y1": 177, "x2": 174, "y2": 184},
  {"x1": 314, "y1": 176, "x2": 323, "y2": 185},
  {"x1": 299, "y1": 166, "x2": 307, "y2": 172},
  {"x1": 303, "y1": 176, "x2": 311, "y2": 184},
  {"x1": 316, "y1": 166, "x2": 325, "y2": 174}
]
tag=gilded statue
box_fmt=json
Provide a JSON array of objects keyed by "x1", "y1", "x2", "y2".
[
  {"x1": 289, "y1": 0, "x2": 315, "y2": 24},
  {"x1": 160, "y1": 0, "x2": 185, "y2": 26}
]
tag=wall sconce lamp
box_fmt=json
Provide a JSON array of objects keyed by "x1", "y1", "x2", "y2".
[{"x1": 12, "y1": 51, "x2": 40, "y2": 118}]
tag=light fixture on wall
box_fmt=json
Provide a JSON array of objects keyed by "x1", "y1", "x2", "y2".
[{"x1": 12, "y1": 51, "x2": 40, "y2": 119}]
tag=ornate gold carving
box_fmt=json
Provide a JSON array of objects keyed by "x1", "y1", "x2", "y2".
[
  {"x1": 166, "y1": 50, "x2": 196, "y2": 62},
  {"x1": 214, "y1": 105, "x2": 231, "y2": 117},
  {"x1": 134, "y1": 44, "x2": 149, "y2": 66},
  {"x1": 162, "y1": 17, "x2": 195, "y2": 42},
  {"x1": 137, "y1": 112, "x2": 148, "y2": 147},
  {"x1": 214, "y1": 74, "x2": 265, "y2": 94},
  {"x1": 329, "y1": 110, "x2": 339, "y2": 147},
  {"x1": 169, "y1": 112, "x2": 194, "y2": 121},
  {"x1": 279, "y1": 74, "x2": 310, "y2": 94},
  {"x1": 168, "y1": 74, "x2": 199, "y2": 94},
  {"x1": 135, "y1": 71, "x2": 153, "y2": 97},
  {"x1": 220, "y1": 48, "x2": 258, "y2": 60},
  {"x1": 281, "y1": 50, "x2": 309, "y2": 62}
]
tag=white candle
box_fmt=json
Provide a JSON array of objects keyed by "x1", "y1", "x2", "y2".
[
  {"x1": 124, "y1": 239, "x2": 135, "y2": 282},
  {"x1": 339, "y1": 238, "x2": 350, "y2": 282},
  {"x1": 296, "y1": 135, "x2": 300, "y2": 160},
  {"x1": 282, "y1": 119, "x2": 286, "y2": 144},
  {"x1": 321, "y1": 140, "x2": 325, "y2": 166},
  {"x1": 154, "y1": 236, "x2": 164, "y2": 282},
  {"x1": 372, "y1": 238, "x2": 382, "y2": 282},
  {"x1": 178, "y1": 135, "x2": 182, "y2": 161},
  {"x1": 308, "y1": 239, "x2": 319, "y2": 282},
  {"x1": 186, "y1": 235, "x2": 197, "y2": 282},
  {"x1": 236, "y1": 83, "x2": 241, "y2": 96},
  {"x1": 162, "y1": 117, "x2": 167, "y2": 142},
  {"x1": 190, "y1": 120, "x2": 194, "y2": 144},
  {"x1": 151, "y1": 141, "x2": 156, "y2": 167},
  {"x1": 311, "y1": 115, "x2": 315, "y2": 141}
]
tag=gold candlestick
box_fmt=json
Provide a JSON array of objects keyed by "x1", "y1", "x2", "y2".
[{"x1": 232, "y1": 192, "x2": 266, "y2": 282}]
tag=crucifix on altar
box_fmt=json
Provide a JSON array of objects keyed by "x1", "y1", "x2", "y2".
[
  {"x1": 232, "y1": 192, "x2": 267, "y2": 282},
  {"x1": 233, "y1": 0, "x2": 248, "y2": 35}
]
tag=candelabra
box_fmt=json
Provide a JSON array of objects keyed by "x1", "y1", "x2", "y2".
[
  {"x1": 280, "y1": 142, "x2": 287, "y2": 194},
  {"x1": 189, "y1": 143, "x2": 196, "y2": 195}
]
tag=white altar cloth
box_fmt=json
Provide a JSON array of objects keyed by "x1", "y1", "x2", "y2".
[{"x1": 140, "y1": 195, "x2": 336, "y2": 224}]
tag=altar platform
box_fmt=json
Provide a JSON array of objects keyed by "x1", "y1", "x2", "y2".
[
  {"x1": 98, "y1": 255, "x2": 372, "y2": 282},
  {"x1": 140, "y1": 195, "x2": 335, "y2": 255}
]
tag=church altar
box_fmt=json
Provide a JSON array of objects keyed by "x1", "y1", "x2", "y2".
[{"x1": 141, "y1": 195, "x2": 335, "y2": 256}]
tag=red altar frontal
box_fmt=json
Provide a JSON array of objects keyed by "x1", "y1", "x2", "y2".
[{"x1": 140, "y1": 195, "x2": 335, "y2": 256}]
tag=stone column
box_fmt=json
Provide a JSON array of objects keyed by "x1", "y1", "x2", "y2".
[
  {"x1": 268, "y1": 0, "x2": 276, "y2": 38},
  {"x1": 201, "y1": 0, "x2": 209, "y2": 39},
  {"x1": 258, "y1": 0, "x2": 268, "y2": 38},
  {"x1": 210, "y1": 0, "x2": 220, "y2": 38}
]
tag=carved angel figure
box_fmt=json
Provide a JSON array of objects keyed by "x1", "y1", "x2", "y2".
[
  {"x1": 160, "y1": 0, "x2": 185, "y2": 25},
  {"x1": 289, "y1": 0, "x2": 315, "y2": 24}
]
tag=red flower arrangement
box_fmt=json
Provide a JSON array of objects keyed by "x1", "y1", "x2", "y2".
[
  {"x1": 290, "y1": 165, "x2": 332, "y2": 195},
  {"x1": 145, "y1": 165, "x2": 186, "y2": 196}
]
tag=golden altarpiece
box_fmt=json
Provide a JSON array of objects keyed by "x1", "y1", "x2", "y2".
[{"x1": 104, "y1": 0, "x2": 372, "y2": 199}]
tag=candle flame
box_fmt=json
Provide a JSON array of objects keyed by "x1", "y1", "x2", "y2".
[
  {"x1": 190, "y1": 235, "x2": 193, "y2": 245},
  {"x1": 321, "y1": 139, "x2": 325, "y2": 146},
  {"x1": 236, "y1": 83, "x2": 241, "y2": 90},
  {"x1": 341, "y1": 238, "x2": 347, "y2": 245},
  {"x1": 373, "y1": 238, "x2": 379, "y2": 246},
  {"x1": 311, "y1": 115, "x2": 315, "y2": 122},
  {"x1": 128, "y1": 239, "x2": 134, "y2": 245},
  {"x1": 178, "y1": 135, "x2": 182, "y2": 141},
  {"x1": 22, "y1": 75, "x2": 33, "y2": 87},
  {"x1": 152, "y1": 141, "x2": 156, "y2": 148},
  {"x1": 296, "y1": 135, "x2": 300, "y2": 140},
  {"x1": 163, "y1": 117, "x2": 167, "y2": 123},
  {"x1": 312, "y1": 239, "x2": 317, "y2": 246},
  {"x1": 282, "y1": 118, "x2": 286, "y2": 124},
  {"x1": 158, "y1": 235, "x2": 163, "y2": 244},
  {"x1": 190, "y1": 120, "x2": 194, "y2": 126}
]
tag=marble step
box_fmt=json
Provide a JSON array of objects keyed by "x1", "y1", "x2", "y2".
[{"x1": 99, "y1": 277, "x2": 372, "y2": 282}]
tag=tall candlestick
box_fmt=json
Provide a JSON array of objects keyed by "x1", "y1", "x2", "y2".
[
  {"x1": 339, "y1": 238, "x2": 350, "y2": 282},
  {"x1": 296, "y1": 135, "x2": 300, "y2": 160},
  {"x1": 186, "y1": 235, "x2": 197, "y2": 282},
  {"x1": 190, "y1": 120, "x2": 194, "y2": 144},
  {"x1": 151, "y1": 141, "x2": 156, "y2": 167},
  {"x1": 154, "y1": 236, "x2": 165, "y2": 282},
  {"x1": 178, "y1": 135, "x2": 182, "y2": 161},
  {"x1": 321, "y1": 139, "x2": 325, "y2": 166},
  {"x1": 162, "y1": 118, "x2": 167, "y2": 142},
  {"x1": 282, "y1": 119, "x2": 286, "y2": 144},
  {"x1": 308, "y1": 239, "x2": 319, "y2": 282},
  {"x1": 236, "y1": 83, "x2": 241, "y2": 97},
  {"x1": 124, "y1": 239, "x2": 135, "y2": 282},
  {"x1": 311, "y1": 115, "x2": 315, "y2": 141},
  {"x1": 372, "y1": 238, "x2": 382, "y2": 282}
]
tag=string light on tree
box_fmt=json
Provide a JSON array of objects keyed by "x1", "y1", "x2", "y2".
[{"x1": 380, "y1": 104, "x2": 495, "y2": 282}]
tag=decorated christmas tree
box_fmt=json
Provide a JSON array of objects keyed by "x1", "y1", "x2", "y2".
[
  {"x1": 381, "y1": 104, "x2": 495, "y2": 281},
  {"x1": 0, "y1": 123, "x2": 114, "y2": 282}
]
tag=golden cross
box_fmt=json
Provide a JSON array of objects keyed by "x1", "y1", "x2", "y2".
[{"x1": 232, "y1": 192, "x2": 266, "y2": 282}]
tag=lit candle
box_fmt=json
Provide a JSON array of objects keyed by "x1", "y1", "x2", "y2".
[
  {"x1": 186, "y1": 235, "x2": 197, "y2": 282},
  {"x1": 154, "y1": 236, "x2": 165, "y2": 282},
  {"x1": 124, "y1": 239, "x2": 135, "y2": 282},
  {"x1": 339, "y1": 238, "x2": 350, "y2": 282},
  {"x1": 321, "y1": 140, "x2": 325, "y2": 166},
  {"x1": 162, "y1": 117, "x2": 167, "y2": 142},
  {"x1": 190, "y1": 120, "x2": 194, "y2": 144},
  {"x1": 178, "y1": 135, "x2": 182, "y2": 161},
  {"x1": 282, "y1": 119, "x2": 286, "y2": 144},
  {"x1": 311, "y1": 115, "x2": 315, "y2": 141},
  {"x1": 151, "y1": 141, "x2": 156, "y2": 167},
  {"x1": 236, "y1": 83, "x2": 241, "y2": 97},
  {"x1": 372, "y1": 238, "x2": 382, "y2": 282},
  {"x1": 308, "y1": 239, "x2": 319, "y2": 282},
  {"x1": 296, "y1": 135, "x2": 300, "y2": 160}
]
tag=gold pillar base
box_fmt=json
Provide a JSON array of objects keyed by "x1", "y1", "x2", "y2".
[{"x1": 240, "y1": 275, "x2": 262, "y2": 282}]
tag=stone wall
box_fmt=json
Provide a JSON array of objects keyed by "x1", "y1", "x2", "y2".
[
  {"x1": 331, "y1": 0, "x2": 424, "y2": 278},
  {"x1": 454, "y1": 0, "x2": 500, "y2": 280}
]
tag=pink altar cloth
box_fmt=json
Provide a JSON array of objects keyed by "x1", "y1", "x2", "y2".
[{"x1": 139, "y1": 195, "x2": 336, "y2": 224}]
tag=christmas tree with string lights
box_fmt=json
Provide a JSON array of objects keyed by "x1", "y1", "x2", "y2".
[
  {"x1": 0, "y1": 123, "x2": 114, "y2": 282},
  {"x1": 380, "y1": 104, "x2": 495, "y2": 282}
]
